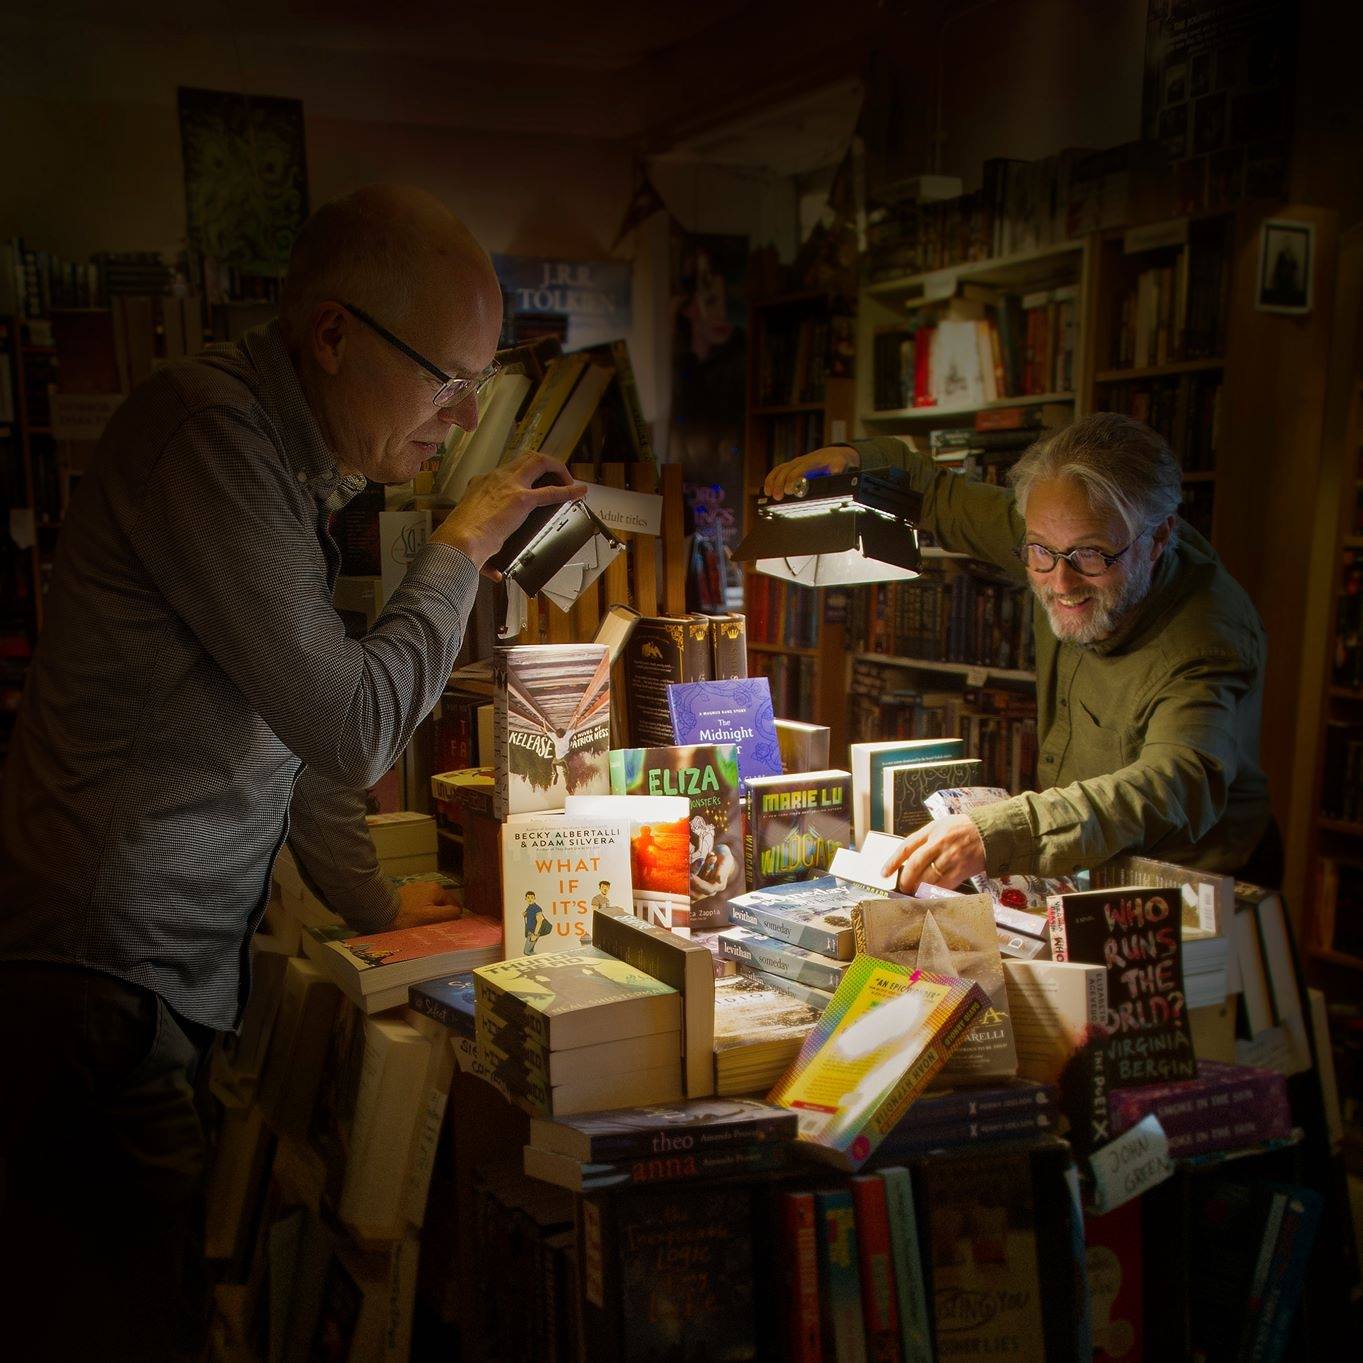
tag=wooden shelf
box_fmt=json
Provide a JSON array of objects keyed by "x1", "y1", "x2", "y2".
[
  {"x1": 1317, "y1": 817, "x2": 1363, "y2": 837},
  {"x1": 1343, "y1": 536, "x2": 1363, "y2": 548},
  {"x1": 1307, "y1": 946, "x2": 1363, "y2": 972},
  {"x1": 750, "y1": 403, "x2": 828, "y2": 416},
  {"x1": 1094, "y1": 358, "x2": 1225, "y2": 382},
  {"x1": 747, "y1": 641, "x2": 819, "y2": 658},
  {"x1": 864, "y1": 241, "x2": 1085, "y2": 302},
  {"x1": 854, "y1": 652, "x2": 1035, "y2": 683},
  {"x1": 861, "y1": 392, "x2": 1076, "y2": 423}
]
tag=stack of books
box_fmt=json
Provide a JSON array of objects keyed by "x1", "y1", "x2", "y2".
[
  {"x1": 712, "y1": 974, "x2": 822, "y2": 1096},
  {"x1": 471, "y1": 947, "x2": 683, "y2": 1117}
]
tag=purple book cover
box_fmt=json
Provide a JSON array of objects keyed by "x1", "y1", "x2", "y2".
[{"x1": 666, "y1": 678, "x2": 782, "y2": 788}]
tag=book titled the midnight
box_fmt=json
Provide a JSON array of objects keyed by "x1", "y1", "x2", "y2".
[
  {"x1": 1047, "y1": 884, "x2": 1196, "y2": 1087},
  {"x1": 666, "y1": 677, "x2": 782, "y2": 789},
  {"x1": 609, "y1": 744, "x2": 743, "y2": 930},
  {"x1": 744, "y1": 769, "x2": 852, "y2": 890},
  {"x1": 492, "y1": 644, "x2": 612, "y2": 819}
]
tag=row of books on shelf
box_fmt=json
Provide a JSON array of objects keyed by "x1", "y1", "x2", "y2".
[
  {"x1": 762, "y1": 409, "x2": 827, "y2": 464},
  {"x1": 1107, "y1": 233, "x2": 1228, "y2": 368},
  {"x1": 1, "y1": 239, "x2": 179, "y2": 317},
  {"x1": 1099, "y1": 372, "x2": 1221, "y2": 473},
  {"x1": 755, "y1": 309, "x2": 853, "y2": 407},
  {"x1": 1331, "y1": 549, "x2": 1363, "y2": 689},
  {"x1": 849, "y1": 568, "x2": 1036, "y2": 673},
  {"x1": 745, "y1": 574, "x2": 821, "y2": 648},
  {"x1": 871, "y1": 287, "x2": 1077, "y2": 414},
  {"x1": 864, "y1": 146, "x2": 1132, "y2": 282},
  {"x1": 748, "y1": 651, "x2": 817, "y2": 725},
  {"x1": 1320, "y1": 720, "x2": 1363, "y2": 822}
]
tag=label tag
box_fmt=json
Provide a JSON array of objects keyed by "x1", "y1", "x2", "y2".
[
  {"x1": 1089, "y1": 1114, "x2": 1172, "y2": 1214},
  {"x1": 581, "y1": 482, "x2": 663, "y2": 536}
]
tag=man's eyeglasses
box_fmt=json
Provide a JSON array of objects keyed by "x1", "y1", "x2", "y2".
[
  {"x1": 1015, "y1": 536, "x2": 1143, "y2": 577},
  {"x1": 341, "y1": 300, "x2": 500, "y2": 408}
]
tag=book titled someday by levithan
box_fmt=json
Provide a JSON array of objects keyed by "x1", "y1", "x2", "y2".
[{"x1": 666, "y1": 678, "x2": 782, "y2": 788}]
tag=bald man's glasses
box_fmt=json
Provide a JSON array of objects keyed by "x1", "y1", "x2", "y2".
[{"x1": 341, "y1": 301, "x2": 501, "y2": 408}]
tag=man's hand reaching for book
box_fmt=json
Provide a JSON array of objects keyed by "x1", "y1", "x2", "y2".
[
  {"x1": 393, "y1": 878, "x2": 464, "y2": 930},
  {"x1": 881, "y1": 814, "x2": 986, "y2": 895}
]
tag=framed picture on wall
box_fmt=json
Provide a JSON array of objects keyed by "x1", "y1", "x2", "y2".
[{"x1": 1255, "y1": 218, "x2": 1314, "y2": 315}]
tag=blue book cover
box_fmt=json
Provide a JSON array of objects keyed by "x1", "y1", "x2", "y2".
[
  {"x1": 408, "y1": 973, "x2": 477, "y2": 1040},
  {"x1": 879, "y1": 1167, "x2": 933, "y2": 1363},
  {"x1": 816, "y1": 1188, "x2": 868, "y2": 1363},
  {"x1": 666, "y1": 678, "x2": 782, "y2": 788}
]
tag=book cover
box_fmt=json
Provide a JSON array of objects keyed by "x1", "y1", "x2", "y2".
[
  {"x1": 529, "y1": 1094, "x2": 796, "y2": 1165},
  {"x1": 1086, "y1": 1200, "x2": 1143, "y2": 1363},
  {"x1": 408, "y1": 972, "x2": 478, "y2": 1042},
  {"x1": 767, "y1": 957, "x2": 989, "y2": 1170},
  {"x1": 1002, "y1": 959, "x2": 1108, "y2": 1085},
  {"x1": 728, "y1": 874, "x2": 900, "y2": 960},
  {"x1": 745, "y1": 769, "x2": 853, "y2": 890},
  {"x1": 1047, "y1": 885, "x2": 1197, "y2": 1087},
  {"x1": 853, "y1": 738, "x2": 967, "y2": 846},
  {"x1": 492, "y1": 643, "x2": 611, "y2": 820},
  {"x1": 781, "y1": 1191, "x2": 824, "y2": 1363},
  {"x1": 816, "y1": 1189, "x2": 868, "y2": 1363},
  {"x1": 500, "y1": 816, "x2": 632, "y2": 957},
  {"x1": 566, "y1": 793, "x2": 692, "y2": 935},
  {"x1": 717, "y1": 926, "x2": 850, "y2": 993},
  {"x1": 666, "y1": 677, "x2": 782, "y2": 788},
  {"x1": 852, "y1": 893, "x2": 1019, "y2": 1083},
  {"x1": 587, "y1": 907, "x2": 717, "y2": 1098},
  {"x1": 884, "y1": 757, "x2": 984, "y2": 836},
  {"x1": 609, "y1": 743, "x2": 743, "y2": 930},
  {"x1": 473, "y1": 946, "x2": 681, "y2": 1050},
  {"x1": 523, "y1": 1139, "x2": 787, "y2": 1193},
  {"x1": 623, "y1": 614, "x2": 713, "y2": 748},
  {"x1": 776, "y1": 718, "x2": 831, "y2": 775}
]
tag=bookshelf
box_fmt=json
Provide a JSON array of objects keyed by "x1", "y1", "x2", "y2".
[{"x1": 741, "y1": 291, "x2": 856, "y2": 756}]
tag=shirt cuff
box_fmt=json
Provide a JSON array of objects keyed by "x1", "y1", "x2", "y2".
[
  {"x1": 340, "y1": 869, "x2": 401, "y2": 935},
  {"x1": 971, "y1": 799, "x2": 1037, "y2": 876},
  {"x1": 404, "y1": 541, "x2": 480, "y2": 611}
]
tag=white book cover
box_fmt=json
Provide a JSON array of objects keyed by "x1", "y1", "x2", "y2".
[
  {"x1": 1002, "y1": 958, "x2": 1108, "y2": 1085},
  {"x1": 501, "y1": 816, "x2": 632, "y2": 958}
]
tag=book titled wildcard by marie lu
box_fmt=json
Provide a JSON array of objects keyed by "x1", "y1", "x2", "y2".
[
  {"x1": 666, "y1": 678, "x2": 782, "y2": 788},
  {"x1": 744, "y1": 769, "x2": 852, "y2": 890}
]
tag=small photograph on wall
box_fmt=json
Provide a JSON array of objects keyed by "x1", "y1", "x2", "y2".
[
  {"x1": 1255, "y1": 218, "x2": 1314, "y2": 315},
  {"x1": 178, "y1": 87, "x2": 309, "y2": 273}
]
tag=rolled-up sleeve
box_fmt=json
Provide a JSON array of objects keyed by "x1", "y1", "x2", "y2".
[{"x1": 128, "y1": 406, "x2": 478, "y2": 788}]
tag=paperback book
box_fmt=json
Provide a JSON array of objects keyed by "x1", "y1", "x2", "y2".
[
  {"x1": 523, "y1": 1140, "x2": 788, "y2": 1193},
  {"x1": 666, "y1": 677, "x2": 782, "y2": 788},
  {"x1": 767, "y1": 956, "x2": 990, "y2": 1170},
  {"x1": 608, "y1": 743, "x2": 743, "y2": 930},
  {"x1": 500, "y1": 816, "x2": 632, "y2": 958},
  {"x1": 727, "y1": 876, "x2": 883, "y2": 959},
  {"x1": 851, "y1": 892, "x2": 1019, "y2": 1083},
  {"x1": 715, "y1": 926, "x2": 851, "y2": 993},
  {"x1": 713, "y1": 975, "x2": 823, "y2": 1096},
  {"x1": 737, "y1": 968, "x2": 834, "y2": 1013},
  {"x1": 744, "y1": 768, "x2": 852, "y2": 890},
  {"x1": 492, "y1": 644, "x2": 611, "y2": 819},
  {"x1": 1002, "y1": 958, "x2": 1109, "y2": 1085}
]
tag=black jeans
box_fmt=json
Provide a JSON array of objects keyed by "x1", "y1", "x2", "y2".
[{"x1": 0, "y1": 962, "x2": 217, "y2": 1362}]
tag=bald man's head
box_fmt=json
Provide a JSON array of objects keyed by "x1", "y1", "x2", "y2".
[{"x1": 280, "y1": 185, "x2": 499, "y2": 348}]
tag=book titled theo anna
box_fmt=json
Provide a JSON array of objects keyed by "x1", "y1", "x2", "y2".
[{"x1": 666, "y1": 677, "x2": 782, "y2": 788}]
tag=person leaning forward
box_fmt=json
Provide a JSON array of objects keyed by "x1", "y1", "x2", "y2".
[
  {"x1": 0, "y1": 186, "x2": 583, "y2": 1361},
  {"x1": 764, "y1": 412, "x2": 1275, "y2": 896}
]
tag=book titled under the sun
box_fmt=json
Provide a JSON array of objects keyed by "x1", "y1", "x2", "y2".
[{"x1": 767, "y1": 956, "x2": 988, "y2": 1171}]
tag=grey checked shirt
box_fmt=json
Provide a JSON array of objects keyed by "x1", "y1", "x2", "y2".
[{"x1": 0, "y1": 321, "x2": 479, "y2": 1029}]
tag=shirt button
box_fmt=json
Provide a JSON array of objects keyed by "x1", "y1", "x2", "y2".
[
  {"x1": 1042, "y1": 755, "x2": 1055, "y2": 764},
  {"x1": 297, "y1": 470, "x2": 307, "y2": 482},
  {"x1": 1059, "y1": 699, "x2": 1068, "y2": 708}
]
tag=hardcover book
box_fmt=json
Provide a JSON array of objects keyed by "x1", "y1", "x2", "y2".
[
  {"x1": 565, "y1": 794, "x2": 691, "y2": 935},
  {"x1": 473, "y1": 946, "x2": 681, "y2": 1051},
  {"x1": 622, "y1": 614, "x2": 713, "y2": 748},
  {"x1": 852, "y1": 738, "x2": 967, "y2": 846},
  {"x1": 500, "y1": 816, "x2": 632, "y2": 958},
  {"x1": 884, "y1": 757, "x2": 984, "y2": 836},
  {"x1": 852, "y1": 893, "x2": 1019, "y2": 1083},
  {"x1": 716, "y1": 926, "x2": 851, "y2": 993},
  {"x1": 1047, "y1": 884, "x2": 1197, "y2": 1086},
  {"x1": 767, "y1": 957, "x2": 990, "y2": 1170},
  {"x1": 728, "y1": 875, "x2": 886, "y2": 960},
  {"x1": 608, "y1": 743, "x2": 743, "y2": 930},
  {"x1": 781, "y1": 1191, "x2": 823, "y2": 1363},
  {"x1": 708, "y1": 613, "x2": 748, "y2": 679},
  {"x1": 816, "y1": 1189, "x2": 868, "y2": 1362},
  {"x1": 744, "y1": 768, "x2": 852, "y2": 890},
  {"x1": 1002, "y1": 958, "x2": 1108, "y2": 1085},
  {"x1": 492, "y1": 644, "x2": 611, "y2": 819},
  {"x1": 528, "y1": 1094, "x2": 797, "y2": 1165},
  {"x1": 666, "y1": 677, "x2": 782, "y2": 788},
  {"x1": 775, "y1": 718, "x2": 831, "y2": 775}
]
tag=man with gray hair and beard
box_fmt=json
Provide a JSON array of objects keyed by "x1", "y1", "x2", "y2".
[
  {"x1": 764, "y1": 412, "x2": 1274, "y2": 894},
  {"x1": 0, "y1": 185, "x2": 582, "y2": 1360}
]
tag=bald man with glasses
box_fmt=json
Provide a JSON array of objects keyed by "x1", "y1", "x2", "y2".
[
  {"x1": 0, "y1": 186, "x2": 579, "y2": 1360},
  {"x1": 765, "y1": 411, "x2": 1275, "y2": 895}
]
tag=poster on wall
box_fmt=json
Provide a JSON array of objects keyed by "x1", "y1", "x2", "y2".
[
  {"x1": 492, "y1": 255, "x2": 632, "y2": 351},
  {"x1": 177, "y1": 87, "x2": 309, "y2": 274},
  {"x1": 1141, "y1": 0, "x2": 1296, "y2": 214},
  {"x1": 670, "y1": 232, "x2": 748, "y2": 611}
]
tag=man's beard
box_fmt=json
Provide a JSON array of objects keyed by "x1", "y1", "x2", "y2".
[{"x1": 1032, "y1": 551, "x2": 1155, "y2": 647}]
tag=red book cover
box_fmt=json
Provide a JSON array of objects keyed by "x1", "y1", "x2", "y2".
[
  {"x1": 913, "y1": 326, "x2": 936, "y2": 406},
  {"x1": 851, "y1": 1175, "x2": 902, "y2": 1362},
  {"x1": 1086, "y1": 1199, "x2": 1142, "y2": 1363},
  {"x1": 782, "y1": 1191, "x2": 824, "y2": 1363}
]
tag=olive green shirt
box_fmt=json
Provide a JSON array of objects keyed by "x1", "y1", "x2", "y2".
[{"x1": 854, "y1": 437, "x2": 1270, "y2": 878}]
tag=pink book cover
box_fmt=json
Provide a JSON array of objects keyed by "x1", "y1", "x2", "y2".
[{"x1": 336, "y1": 916, "x2": 503, "y2": 970}]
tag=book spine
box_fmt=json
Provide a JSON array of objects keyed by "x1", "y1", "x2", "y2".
[
  {"x1": 817, "y1": 1190, "x2": 869, "y2": 1363},
  {"x1": 781, "y1": 1192, "x2": 824, "y2": 1363},
  {"x1": 898, "y1": 1084, "x2": 1056, "y2": 1129},
  {"x1": 739, "y1": 966, "x2": 834, "y2": 1013},
  {"x1": 878, "y1": 1108, "x2": 1053, "y2": 1156},
  {"x1": 728, "y1": 900, "x2": 845, "y2": 958},
  {"x1": 878, "y1": 1168, "x2": 933, "y2": 1363},
  {"x1": 851, "y1": 1176, "x2": 902, "y2": 1363},
  {"x1": 717, "y1": 933, "x2": 846, "y2": 993},
  {"x1": 1046, "y1": 896, "x2": 1069, "y2": 961},
  {"x1": 587, "y1": 1142, "x2": 787, "y2": 1190},
  {"x1": 472, "y1": 980, "x2": 551, "y2": 1046},
  {"x1": 407, "y1": 989, "x2": 473, "y2": 1040},
  {"x1": 562, "y1": 1114, "x2": 796, "y2": 1166},
  {"x1": 493, "y1": 656, "x2": 510, "y2": 821}
]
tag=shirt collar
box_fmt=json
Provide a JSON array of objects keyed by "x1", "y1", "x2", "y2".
[
  {"x1": 241, "y1": 319, "x2": 367, "y2": 510},
  {"x1": 1088, "y1": 536, "x2": 1184, "y2": 657}
]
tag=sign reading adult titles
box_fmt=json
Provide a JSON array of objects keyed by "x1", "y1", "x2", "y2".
[{"x1": 493, "y1": 255, "x2": 632, "y2": 352}]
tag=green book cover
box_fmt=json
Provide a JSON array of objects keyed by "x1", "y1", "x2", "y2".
[{"x1": 744, "y1": 769, "x2": 852, "y2": 890}]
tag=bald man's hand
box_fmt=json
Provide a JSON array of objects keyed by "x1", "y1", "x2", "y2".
[
  {"x1": 763, "y1": 444, "x2": 861, "y2": 501},
  {"x1": 433, "y1": 450, "x2": 586, "y2": 572},
  {"x1": 880, "y1": 814, "x2": 987, "y2": 895}
]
